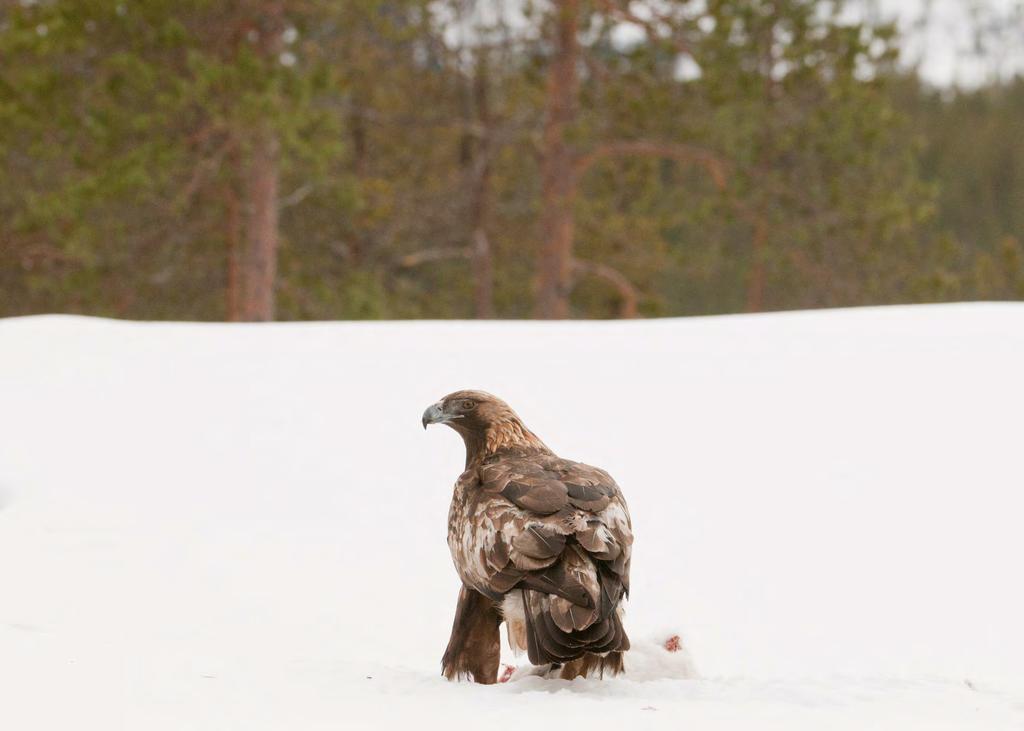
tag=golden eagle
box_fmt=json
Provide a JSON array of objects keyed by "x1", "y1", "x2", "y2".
[{"x1": 423, "y1": 390, "x2": 632, "y2": 683}]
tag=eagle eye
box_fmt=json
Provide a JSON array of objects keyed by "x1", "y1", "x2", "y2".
[{"x1": 460, "y1": 399, "x2": 476, "y2": 411}]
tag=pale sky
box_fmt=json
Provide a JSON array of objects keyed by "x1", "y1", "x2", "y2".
[
  {"x1": 439, "y1": 0, "x2": 1024, "y2": 87},
  {"x1": 874, "y1": 0, "x2": 1024, "y2": 86}
]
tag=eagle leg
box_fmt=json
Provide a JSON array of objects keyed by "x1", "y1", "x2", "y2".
[{"x1": 441, "y1": 584, "x2": 501, "y2": 684}]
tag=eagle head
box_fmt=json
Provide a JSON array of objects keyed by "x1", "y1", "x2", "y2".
[
  {"x1": 422, "y1": 390, "x2": 549, "y2": 464},
  {"x1": 421, "y1": 390, "x2": 515, "y2": 433}
]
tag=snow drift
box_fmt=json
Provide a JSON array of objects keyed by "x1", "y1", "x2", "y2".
[{"x1": 1, "y1": 304, "x2": 1022, "y2": 729}]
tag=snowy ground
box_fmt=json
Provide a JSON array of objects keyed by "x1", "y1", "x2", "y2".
[{"x1": 1, "y1": 304, "x2": 1023, "y2": 730}]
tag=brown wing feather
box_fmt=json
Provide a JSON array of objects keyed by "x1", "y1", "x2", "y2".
[
  {"x1": 565, "y1": 482, "x2": 612, "y2": 511},
  {"x1": 512, "y1": 524, "x2": 566, "y2": 559},
  {"x1": 450, "y1": 454, "x2": 632, "y2": 666},
  {"x1": 501, "y1": 480, "x2": 567, "y2": 514},
  {"x1": 471, "y1": 456, "x2": 632, "y2": 591}
]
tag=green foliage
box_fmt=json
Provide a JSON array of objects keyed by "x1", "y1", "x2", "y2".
[
  {"x1": 1, "y1": 0, "x2": 347, "y2": 318},
  {"x1": 1, "y1": 0, "x2": 1021, "y2": 319}
]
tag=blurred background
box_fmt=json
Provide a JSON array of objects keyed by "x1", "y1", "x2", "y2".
[{"x1": 1, "y1": 0, "x2": 1022, "y2": 321}]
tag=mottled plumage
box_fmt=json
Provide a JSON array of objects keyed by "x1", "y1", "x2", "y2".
[{"x1": 423, "y1": 390, "x2": 632, "y2": 683}]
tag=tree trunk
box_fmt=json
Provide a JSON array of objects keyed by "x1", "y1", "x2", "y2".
[
  {"x1": 470, "y1": 229, "x2": 493, "y2": 319},
  {"x1": 746, "y1": 30, "x2": 776, "y2": 314},
  {"x1": 469, "y1": 52, "x2": 494, "y2": 319},
  {"x1": 534, "y1": 0, "x2": 580, "y2": 320},
  {"x1": 745, "y1": 218, "x2": 768, "y2": 313},
  {"x1": 235, "y1": 3, "x2": 283, "y2": 322},
  {"x1": 347, "y1": 88, "x2": 370, "y2": 265},
  {"x1": 224, "y1": 176, "x2": 243, "y2": 321},
  {"x1": 238, "y1": 129, "x2": 280, "y2": 321}
]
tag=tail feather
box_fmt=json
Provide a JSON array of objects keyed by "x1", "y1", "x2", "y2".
[
  {"x1": 557, "y1": 650, "x2": 625, "y2": 680},
  {"x1": 520, "y1": 556, "x2": 629, "y2": 671}
]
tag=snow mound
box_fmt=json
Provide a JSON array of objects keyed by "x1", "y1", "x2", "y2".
[
  {"x1": 502, "y1": 631, "x2": 698, "y2": 684},
  {"x1": 1, "y1": 304, "x2": 1023, "y2": 730},
  {"x1": 613, "y1": 630, "x2": 699, "y2": 681}
]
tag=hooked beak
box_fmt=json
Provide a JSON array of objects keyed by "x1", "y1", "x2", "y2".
[{"x1": 422, "y1": 402, "x2": 447, "y2": 430}]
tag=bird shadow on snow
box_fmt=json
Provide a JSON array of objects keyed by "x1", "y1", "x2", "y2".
[
  {"x1": 495, "y1": 665, "x2": 1007, "y2": 716},
  {"x1": 496, "y1": 633, "x2": 700, "y2": 696},
  {"x1": 376, "y1": 635, "x2": 699, "y2": 700}
]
